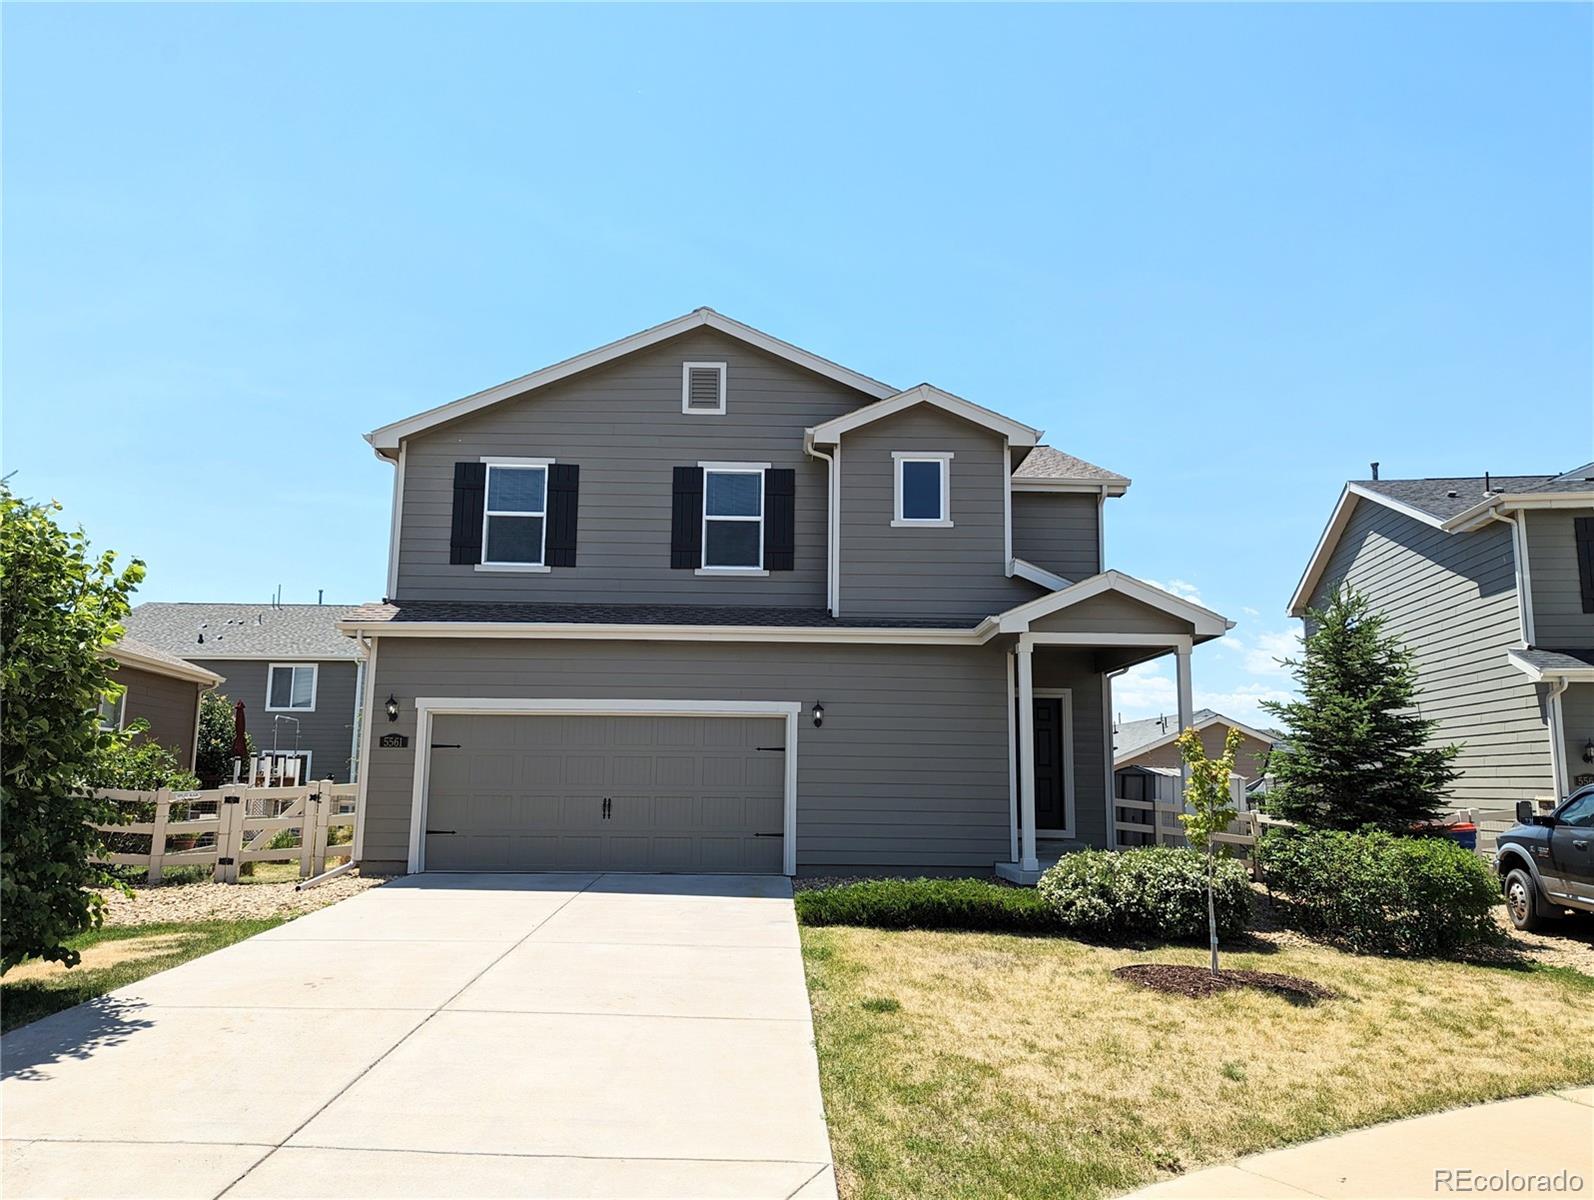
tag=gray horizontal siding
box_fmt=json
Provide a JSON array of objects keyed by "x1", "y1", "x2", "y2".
[
  {"x1": 361, "y1": 637, "x2": 1037, "y2": 874},
  {"x1": 1525, "y1": 508, "x2": 1594, "y2": 649},
  {"x1": 395, "y1": 328, "x2": 868, "y2": 606},
  {"x1": 1309, "y1": 499, "x2": 1552, "y2": 805},
  {"x1": 1012, "y1": 492, "x2": 1099, "y2": 581},
  {"x1": 113, "y1": 665, "x2": 201, "y2": 770},
  {"x1": 837, "y1": 406, "x2": 1038, "y2": 620},
  {"x1": 197, "y1": 659, "x2": 361, "y2": 782}
]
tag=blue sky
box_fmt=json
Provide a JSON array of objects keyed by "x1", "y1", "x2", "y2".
[{"x1": 5, "y1": 4, "x2": 1590, "y2": 727}]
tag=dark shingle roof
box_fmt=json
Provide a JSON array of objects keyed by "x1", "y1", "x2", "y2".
[
  {"x1": 124, "y1": 603, "x2": 365, "y2": 659},
  {"x1": 1357, "y1": 465, "x2": 1594, "y2": 522},
  {"x1": 105, "y1": 636, "x2": 225, "y2": 683},
  {"x1": 1114, "y1": 708, "x2": 1277, "y2": 759},
  {"x1": 342, "y1": 601, "x2": 981, "y2": 630},
  {"x1": 1513, "y1": 648, "x2": 1594, "y2": 673},
  {"x1": 1013, "y1": 446, "x2": 1128, "y2": 484}
]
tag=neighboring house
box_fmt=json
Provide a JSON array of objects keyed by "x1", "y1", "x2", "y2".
[
  {"x1": 1291, "y1": 466, "x2": 1594, "y2": 810},
  {"x1": 1114, "y1": 708, "x2": 1276, "y2": 782},
  {"x1": 121, "y1": 603, "x2": 367, "y2": 783},
  {"x1": 100, "y1": 636, "x2": 223, "y2": 771},
  {"x1": 340, "y1": 307, "x2": 1232, "y2": 881}
]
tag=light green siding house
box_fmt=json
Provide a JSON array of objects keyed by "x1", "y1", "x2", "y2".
[{"x1": 1291, "y1": 467, "x2": 1594, "y2": 810}]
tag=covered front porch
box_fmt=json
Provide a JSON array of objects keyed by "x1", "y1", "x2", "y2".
[{"x1": 984, "y1": 573, "x2": 1232, "y2": 885}]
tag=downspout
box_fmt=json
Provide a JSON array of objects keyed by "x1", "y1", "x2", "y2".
[
  {"x1": 804, "y1": 431, "x2": 838, "y2": 616},
  {"x1": 348, "y1": 631, "x2": 377, "y2": 869},
  {"x1": 1546, "y1": 677, "x2": 1571, "y2": 801},
  {"x1": 1483, "y1": 508, "x2": 1535, "y2": 646}
]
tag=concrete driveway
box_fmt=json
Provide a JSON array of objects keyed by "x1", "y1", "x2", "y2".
[{"x1": 1, "y1": 874, "x2": 836, "y2": 1199}]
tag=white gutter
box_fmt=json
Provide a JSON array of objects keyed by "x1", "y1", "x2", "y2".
[
  {"x1": 803, "y1": 430, "x2": 839, "y2": 616},
  {"x1": 1547, "y1": 677, "x2": 1571, "y2": 800}
]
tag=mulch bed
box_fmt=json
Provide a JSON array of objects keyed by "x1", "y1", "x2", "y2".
[{"x1": 1114, "y1": 963, "x2": 1335, "y2": 1002}]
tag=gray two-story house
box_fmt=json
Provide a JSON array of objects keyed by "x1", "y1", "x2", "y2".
[
  {"x1": 1291, "y1": 467, "x2": 1594, "y2": 811},
  {"x1": 341, "y1": 308, "x2": 1231, "y2": 879},
  {"x1": 122, "y1": 603, "x2": 367, "y2": 783}
]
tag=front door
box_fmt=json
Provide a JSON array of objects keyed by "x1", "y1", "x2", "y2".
[{"x1": 1033, "y1": 698, "x2": 1066, "y2": 831}]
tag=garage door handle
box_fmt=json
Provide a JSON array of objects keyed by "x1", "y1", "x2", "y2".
[
  {"x1": 431, "y1": 743, "x2": 462, "y2": 750},
  {"x1": 754, "y1": 832, "x2": 782, "y2": 837},
  {"x1": 426, "y1": 829, "x2": 456, "y2": 835},
  {"x1": 755, "y1": 746, "x2": 784, "y2": 752}
]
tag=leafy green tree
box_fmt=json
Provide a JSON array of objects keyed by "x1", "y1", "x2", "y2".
[
  {"x1": 1, "y1": 484, "x2": 145, "y2": 970},
  {"x1": 195, "y1": 691, "x2": 252, "y2": 786},
  {"x1": 1176, "y1": 725, "x2": 1243, "y2": 974},
  {"x1": 95, "y1": 720, "x2": 201, "y2": 792},
  {"x1": 1261, "y1": 587, "x2": 1460, "y2": 833}
]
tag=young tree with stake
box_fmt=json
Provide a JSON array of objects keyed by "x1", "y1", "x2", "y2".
[{"x1": 1177, "y1": 725, "x2": 1244, "y2": 975}]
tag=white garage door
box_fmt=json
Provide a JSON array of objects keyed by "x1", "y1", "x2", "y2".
[{"x1": 422, "y1": 713, "x2": 786, "y2": 873}]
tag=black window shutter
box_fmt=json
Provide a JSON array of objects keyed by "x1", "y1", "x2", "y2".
[
  {"x1": 764, "y1": 468, "x2": 796, "y2": 571},
  {"x1": 1577, "y1": 517, "x2": 1594, "y2": 614},
  {"x1": 545, "y1": 464, "x2": 580, "y2": 568},
  {"x1": 449, "y1": 462, "x2": 487, "y2": 565},
  {"x1": 671, "y1": 466, "x2": 704, "y2": 569}
]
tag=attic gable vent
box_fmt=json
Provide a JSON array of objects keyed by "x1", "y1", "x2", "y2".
[{"x1": 682, "y1": 362, "x2": 727, "y2": 415}]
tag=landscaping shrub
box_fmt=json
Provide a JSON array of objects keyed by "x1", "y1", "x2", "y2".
[
  {"x1": 1262, "y1": 828, "x2": 1500, "y2": 956},
  {"x1": 795, "y1": 877, "x2": 1057, "y2": 932},
  {"x1": 1039, "y1": 847, "x2": 1252, "y2": 940},
  {"x1": 795, "y1": 849, "x2": 1252, "y2": 942}
]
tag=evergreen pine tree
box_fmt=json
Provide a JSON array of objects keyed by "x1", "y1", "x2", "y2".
[{"x1": 1261, "y1": 587, "x2": 1460, "y2": 831}]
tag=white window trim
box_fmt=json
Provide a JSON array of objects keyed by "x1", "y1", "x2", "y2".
[
  {"x1": 406, "y1": 698, "x2": 801, "y2": 875},
  {"x1": 1033, "y1": 688, "x2": 1076, "y2": 838},
  {"x1": 479, "y1": 457, "x2": 554, "y2": 571},
  {"x1": 699, "y1": 462, "x2": 767, "y2": 572},
  {"x1": 681, "y1": 361, "x2": 727, "y2": 415},
  {"x1": 265, "y1": 662, "x2": 319, "y2": 713},
  {"x1": 891, "y1": 451, "x2": 953, "y2": 528},
  {"x1": 99, "y1": 691, "x2": 126, "y2": 732}
]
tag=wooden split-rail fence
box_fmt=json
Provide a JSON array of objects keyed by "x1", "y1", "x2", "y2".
[{"x1": 91, "y1": 781, "x2": 358, "y2": 883}]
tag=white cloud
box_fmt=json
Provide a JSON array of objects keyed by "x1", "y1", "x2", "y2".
[
  {"x1": 1144, "y1": 577, "x2": 1204, "y2": 604},
  {"x1": 1242, "y1": 606, "x2": 1260, "y2": 618},
  {"x1": 1110, "y1": 661, "x2": 1176, "y2": 721}
]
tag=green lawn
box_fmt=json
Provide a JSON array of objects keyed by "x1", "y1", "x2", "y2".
[
  {"x1": 801, "y1": 926, "x2": 1594, "y2": 1200},
  {"x1": 0, "y1": 918, "x2": 282, "y2": 1033}
]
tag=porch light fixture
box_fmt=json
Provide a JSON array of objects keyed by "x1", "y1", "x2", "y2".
[
  {"x1": 812, "y1": 703, "x2": 824, "y2": 728},
  {"x1": 385, "y1": 693, "x2": 400, "y2": 723},
  {"x1": 1583, "y1": 738, "x2": 1594, "y2": 765}
]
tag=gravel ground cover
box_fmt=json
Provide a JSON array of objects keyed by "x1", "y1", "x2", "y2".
[{"x1": 97, "y1": 872, "x2": 382, "y2": 926}]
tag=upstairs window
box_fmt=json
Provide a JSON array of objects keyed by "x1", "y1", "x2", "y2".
[
  {"x1": 702, "y1": 467, "x2": 764, "y2": 569},
  {"x1": 483, "y1": 461, "x2": 549, "y2": 567},
  {"x1": 267, "y1": 663, "x2": 318, "y2": 712},
  {"x1": 682, "y1": 362, "x2": 727, "y2": 415},
  {"x1": 892, "y1": 452, "x2": 953, "y2": 527}
]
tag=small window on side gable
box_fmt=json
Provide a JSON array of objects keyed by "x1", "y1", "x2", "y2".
[{"x1": 682, "y1": 362, "x2": 727, "y2": 415}]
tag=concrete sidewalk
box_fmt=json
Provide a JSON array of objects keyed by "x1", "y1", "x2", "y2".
[
  {"x1": 1, "y1": 873, "x2": 835, "y2": 1199},
  {"x1": 1125, "y1": 1088, "x2": 1594, "y2": 1199}
]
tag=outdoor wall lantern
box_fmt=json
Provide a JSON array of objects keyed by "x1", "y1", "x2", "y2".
[
  {"x1": 1583, "y1": 737, "x2": 1594, "y2": 765},
  {"x1": 385, "y1": 694, "x2": 400, "y2": 723},
  {"x1": 812, "y1": 702, "x2": 824, "y2": 728}
]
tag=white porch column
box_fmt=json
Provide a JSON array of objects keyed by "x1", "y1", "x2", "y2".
[
  {"x1": 1017, "y1": 637, "x2": 1039, "y2": 872},
  {"x1": 1175, "y1": 643, "x2": 1194, "y2": 797}
]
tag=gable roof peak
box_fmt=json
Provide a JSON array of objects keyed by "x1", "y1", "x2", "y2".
[{"x1": 365, "y1": 308, "x2": 899, "y2": 458}]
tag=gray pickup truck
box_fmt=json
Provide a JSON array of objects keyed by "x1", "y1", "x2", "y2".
[{"x1": 1495, "y1": 784, "x2": 1594, "y2": 931}]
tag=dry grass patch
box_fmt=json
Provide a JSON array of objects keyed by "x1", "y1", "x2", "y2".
[{"x1": 801, "y1": 927, "x2": 1594, "y2": 1200}]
